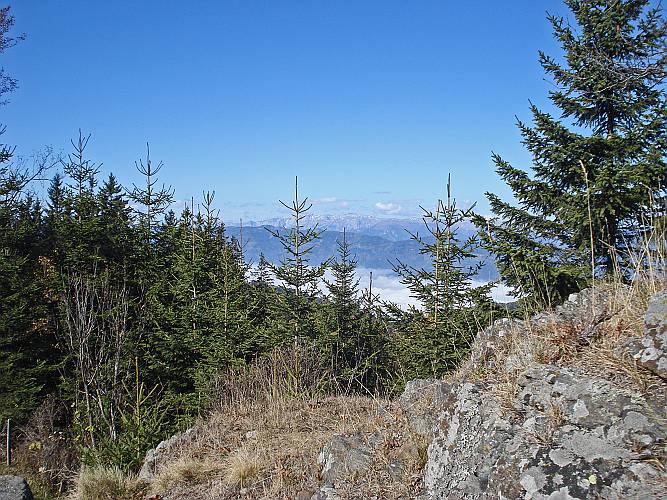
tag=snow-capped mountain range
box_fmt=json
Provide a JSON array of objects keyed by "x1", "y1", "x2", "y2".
[
  {"x1": 238, "y1": 214, "x2": 477, "y2": 241},
  {"x1": 225, "y1": 215, "x2": 497, "y2": 280}
]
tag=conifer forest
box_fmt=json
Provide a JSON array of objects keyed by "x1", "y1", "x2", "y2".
[{"x1": 0, "y1": 1, "x2": 665, "y2": 497}]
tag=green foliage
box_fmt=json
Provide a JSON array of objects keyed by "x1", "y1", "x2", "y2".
[
  {"x1": 479, "y1": 0, "x2": 667, "y2": 306},
  {"x1": 0, "y1": 242, "x2": 54, "y2": 422},
  {"x1": 128, "y1": 144, "x2": 174, "y2": 247},
  {"x1": 0, "y1": 111, "x2": 60, "y2": 425},
  {"x1": 391, "y1": 177, "x2": 494, "y2": 380},
  {"x1": 85, "y1": 365, "x2": 169, "y2": 473},
  {"x1": 321, "y1": 233, "x2": 390, "y2": 393},
  {"x1": 323, "y1": 229, "x2": 362, "y2": 379},
  {"x1": 266, "y1": 177, "x2": 327, "y2": 339}
]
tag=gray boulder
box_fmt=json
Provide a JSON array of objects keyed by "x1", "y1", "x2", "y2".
[
  {"x1": 635, "y1": 290, "x2": 666, "y2": 379},
  {"x1": 615, "y1": 290, "x2": 667, "y2": 381},
  {"x1": 419, "y1": 288, "x2": 667, "y2": 499},
  {"x1": 139, "y1": 426, "x2": 199, "y2": 480},
  {"x1": 0, "y1": 476, "x2": 32, "y2": 500},
  {"x1": 423, "y1": 364, "x2": 666, "y2": 499},
  {"x1": 398, "y1": 379, "x2": 451, "y2": 440},
  {"x1": 317, "y1": 434, "x2": 373, "y2": 487}
]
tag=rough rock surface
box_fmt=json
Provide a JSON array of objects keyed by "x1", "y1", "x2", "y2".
[
  {"x1": 622, "y1": 290, "x2": 667, "y2": 379},
  {"x1": 313, "y1": 287, "x2": 667, "y2": 499},
  {"x1": 398, "y1": 379, "x2": 450, "y2": 441},
  {"x1": 423, "y1": 365, "x2": 666, "y2": 499},
  {"x1": 0, "y1": 476, "x2": 33, "y2": 500},
  {"x1": 313, "y1": 427, "x2": 422, "y2": 499},
  {"x1": 139, "y1": 426, "x2": 199, "y2": 480},
  {"x1": 318, "y1": 434, "x2": 374, "y2": 487},
  {"x1": 418, "y1": 288, "x2": 667, "y2": 499}
]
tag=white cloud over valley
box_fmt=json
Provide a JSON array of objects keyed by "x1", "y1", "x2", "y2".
[{"x1": 374, "y1": 201, "x2": 403, "y2": 214}]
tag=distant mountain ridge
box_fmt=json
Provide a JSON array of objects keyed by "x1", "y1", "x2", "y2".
[
  {"x1": 239, "y1": 214, "x2": 426, "y2": 241},
  {"x1": 225, "y1": 215, "x2": 498, "y2": 281}
]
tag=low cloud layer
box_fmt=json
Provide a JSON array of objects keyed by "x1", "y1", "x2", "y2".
[
  {"x1": 341, "y1": 268, "x2": 514, "y2": 309},
  {"x1": 374, "y1": 201, "x2": 403, "y2": 214},
  {"x1": 254, "y1": 265, "x2": 513, "y2": 310}
]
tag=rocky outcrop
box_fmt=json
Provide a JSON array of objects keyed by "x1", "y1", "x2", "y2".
[
  {"x1": 423, "y1": 365, "x2": 665, "y2": 499},
  {"x1": 616, "y1": 290, "x2": 667, "y2": 379},
  {"x1": 139, "y1": 426, "x2": 200, "y2": 481},
  {"x1": 313, "y1": 426, "x2": 424, "y2": 499},
  {"x1": 318, "y1": 435, "x2": 373, "y2": 486},
  {"x1": 0, "y1": 476, "x2": 33, "y2": 500},
  {"x1": 398, "y1": 379, "x2": 450, "y2": 441},
  {"x1": 422, "y1": 288, "x2": 667, "y2": 499},
  {"x1": 315, "y1": 287, "x2": 667, "y2": 499}
]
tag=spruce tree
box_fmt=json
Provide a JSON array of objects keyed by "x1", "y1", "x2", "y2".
[
  {"x1": 127, "y1": 146, "x2": 176, "y2": 396},
  {"x1": 194, "y1": 192, "x2": 254, "y2": 386},
  {"x1": 0, "y1": 8, "x2": 58, "y2": 422},
  {"x1": 59, "y1": 131, "x2": 105, "y2": 270},
  {"x1": 324, "y1": 229, "x2": 362, "y2": 380},
  {"x1": 392, "y1": 177, "x2": 492, "y2": 378},
  {"x1": 128, "y1": 144, "x2": 175, "y2": 248},
  {"x1": 144, "y1": 205, "x2": 200, "y2": 398},
  {"x1": 326, "y1": 229, "x2": 359, "y2": 322},
  {"x1": 394, "y1": 176, "x2": 489, "y2": 324},
  {"x1": 267, "y1": 177, "x2": 327, "y2": 339},
  {"x1": 479, "y1": 0, "x2": 667, "y2": 305}
]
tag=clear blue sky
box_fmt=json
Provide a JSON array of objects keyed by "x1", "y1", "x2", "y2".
[{"x1": 3, "y1": 0, "x2": 571, "y2": 221}]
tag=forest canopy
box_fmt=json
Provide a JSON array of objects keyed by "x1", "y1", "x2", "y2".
[{"x1": 0, "y1": 1, "x2": 665, "y2": 495}]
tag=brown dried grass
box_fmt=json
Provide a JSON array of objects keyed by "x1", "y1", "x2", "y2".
[
  {"x1": 68, "y1": 466, "x2": 147, "y2": 500},
  {"x1": 467, "y1": 269, "x2": 664, "y2": 422},
  {"x1": 147, "y1": 395, "x2": 420, "y2": 499}
]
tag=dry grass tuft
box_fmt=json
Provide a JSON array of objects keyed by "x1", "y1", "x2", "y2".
[
  {"x1": 566, "y1": 280, "x2": 664, "y2": 394},
  {"x1": 488, "y1": 375, "x2": 522, "y2": 419},
  {"x1": 207, "y1": 342, "x2": 330, "y2": 410},
  {"x1": 223, "y1": 447, "x2": 262, "y2": 487},
  {"x1": 150, "y1": 456, "x2": 225, "y2": 494},
  {"x1": 69, "y1": 466, "x2": 146, "y2": 500}
]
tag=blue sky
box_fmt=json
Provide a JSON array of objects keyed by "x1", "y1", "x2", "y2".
[{"x1": 2, "y1": 0, "x2": 571, "y2": 221}]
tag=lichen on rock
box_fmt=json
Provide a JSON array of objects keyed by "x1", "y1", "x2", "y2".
[
  {"x1": 419, "y1": 287, "x2": 667, "y2": 499},
  {"x1": 313, "y1": 286, "x2": 667, "y2": 499}
]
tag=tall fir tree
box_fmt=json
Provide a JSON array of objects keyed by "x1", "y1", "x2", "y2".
[
  {"x1": 326, "y1": 229, "x2": 360, "y2": 337},
  {"x1": 479, "y1": 0, "x2": 667, "y2": 305},
  {"x1": 267, "y1": 177, "x2": 327, "y2": 340},
  {"x1": 324, "y1": 229, "x2": 363, "y2": 383},
  {"x1": 391, "y1": 177, "x2": 492, "y2": 379},
  {"x1": 60, "y1": 131, "x2": 104, "y2": 271},
  {"x1": 394, "y1": 176, "x2": 489, "y2": 325},
  {"x1": 128, "y1": 144, "x2": 174, "y2": 249},
  {"x1": 0, "y1": 7, "x2": 59, "y2": 423},
  {"x1": 193, "y1": 193, "x2": 255, "y2": 391}
]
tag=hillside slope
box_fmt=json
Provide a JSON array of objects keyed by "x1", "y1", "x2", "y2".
[{"x1": 73, "y1": 283, "x2": 666, "y2": 499}]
